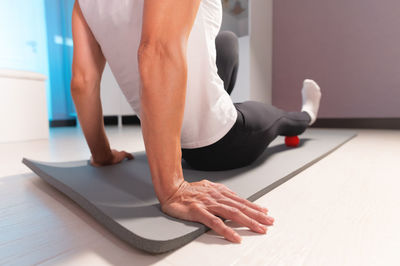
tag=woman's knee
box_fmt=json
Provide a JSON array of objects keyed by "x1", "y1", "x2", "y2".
[
  {"x1": 215, "y1": 31, "x2": 239, "y2": 63},
  {"x1": 70, "y1": 72, "x2": 100, "y2": 95},
  {"x1": 215, "y1": 31, "x2": 239, "y2": 94}
]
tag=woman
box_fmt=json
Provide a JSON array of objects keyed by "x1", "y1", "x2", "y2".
[{"x1": 71, "y1": 0, "x2": 321, "y2": 243}]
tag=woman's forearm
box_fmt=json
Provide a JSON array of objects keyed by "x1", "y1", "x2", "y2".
[
  {"x1": 71, "y1": 1, "x2": 111, "y2": 165},
  {"x1": 137, "y1": 0, "x2": 201, "y2": 204},
  {"x1": 138, "y1": 42, "x2": 187, "y2": 204},
  {"x1": 71, "y1": 81, "x2": 112, "y2": 163}
]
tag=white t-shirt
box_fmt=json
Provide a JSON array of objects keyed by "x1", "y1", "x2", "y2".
[{"x1": 78, "y1": 0, "x2": 238, "y2": 149}]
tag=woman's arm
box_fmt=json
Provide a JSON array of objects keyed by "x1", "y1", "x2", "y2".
[
  {"x1": 138, "y1": 0, "x2": 199, "y2": 205},
  {"x1": 139, "y1": 0, "x2": 274, "y2": 243},
  {"x1": 71, "y1": 2, "x2": 133, "y2": 166}
]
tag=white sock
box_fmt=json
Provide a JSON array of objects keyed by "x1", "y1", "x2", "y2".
[{"x1": 301, "y1": 79, "x2": 321, "y2": 125}]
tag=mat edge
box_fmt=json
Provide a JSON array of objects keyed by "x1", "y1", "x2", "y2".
[{"x1": 22, "y1": 158, "x2": 206, "y2": 254}]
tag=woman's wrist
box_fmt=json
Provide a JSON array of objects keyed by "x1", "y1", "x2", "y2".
[
  {"x1": 154, "y1": 175, "x2": 186, "y2": 205},
  {"x1": 91, "y1": 148, "x2": 113, "y2": 164}
]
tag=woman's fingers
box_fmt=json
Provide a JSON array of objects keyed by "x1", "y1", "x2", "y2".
[
  {"x1": 218, "y1": 197, "x2": 274, "y2": 226},
  {"x1": 115, "y1": 151, "x2": 134, "y2": 163},
  {"x1": 216, "y1": 183, "x2": 268, "y2": 213},
  {"x1": 208, "y1": 204, "x2": 267, "y2": 234},
  {"x1": 192, "y1": 206, "x2": 241, "y2": 243},
  {"x1": 123, "y1": 151, "x2": 134, "y2": 160},
  {"x1": 89, "y1": 150, "x2": 133, "y2": 166},
  {"x1": 221, "y1": 190, "x2": 268, "y2": 214}
]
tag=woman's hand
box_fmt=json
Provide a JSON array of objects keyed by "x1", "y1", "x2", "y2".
[
  {"x1": 161, "y1": 179, "x2": 274, "y2": 243},
  {"x1": 90, "y1": 149, "x2": 134, "y2": 167}
]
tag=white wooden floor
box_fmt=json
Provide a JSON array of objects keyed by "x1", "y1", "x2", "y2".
[{"x1": 1, "y1": 126, "x2": 399, "y2": 266}]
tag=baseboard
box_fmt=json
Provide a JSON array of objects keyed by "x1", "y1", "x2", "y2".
[
  {"x1": 49, "y1": 115, "x2": 141, "y2": 128},
  {"x1": 49, "y1": 119, "x2": 77, "y2": 128},
  {"x1": 122, "y1": 115, "x2": 141, "y2": 125},
  {"x1": 312, "y1": 118, "x2": 400, "y2": 129},
  {"x1": 104, "y1": 116, "x2": 118, "y2": 126},
  {"x1": 48, "y1": 117, "x2": 400, "y2": 130}
]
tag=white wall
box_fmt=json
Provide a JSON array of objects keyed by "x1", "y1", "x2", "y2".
[
  {"x1": 220, "y1": 12, "x2": 249, "y2": 37},
  {"x1": 230, "y1": 36, "x2": 250, "y2": 103},
  {"x1": 100, "y1": 64, "x2": 135, "y2": 116},
  {"x1": 249, "y1": 0, "x2": 273, "y2": 104},
  {"x1": 220, "y1": 0, "x2": 249, "y2": 37},
  {"x1": 237, "y1": 17, "x2": 249, "y2": 37},
  {"x1": 0, "y1": 70, "x2": 48, "y2": 143}
]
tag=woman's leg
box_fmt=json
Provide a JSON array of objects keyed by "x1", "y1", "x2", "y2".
[
  {"x1": 230, "y1": 101, "x2": 311, "y2": 167},
  {"x1": 235, "y1": 101, "x2": 311, "y2": 138},
  {"x1": 182, "y1": 102, "x2": 310, "y2": 171},
  {"x1": 215, "y1": 31, "x2": 239, "y2": 95},
  {"x1": 181, "y1": 79, "x2": 321, "y2": 171}
]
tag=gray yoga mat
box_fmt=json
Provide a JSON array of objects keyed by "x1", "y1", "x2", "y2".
[{"x1": 22, "y1": 129, "x2": 355, "y2": 254}]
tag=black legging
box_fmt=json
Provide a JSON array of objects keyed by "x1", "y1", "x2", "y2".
[{"x1": 181, "y1": 31, "x2": 311, "y2": 171}]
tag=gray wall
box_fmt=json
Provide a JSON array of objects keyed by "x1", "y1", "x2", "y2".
[{"x1": 272, "y1": 0, "x2": 400, "y2": 118}]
